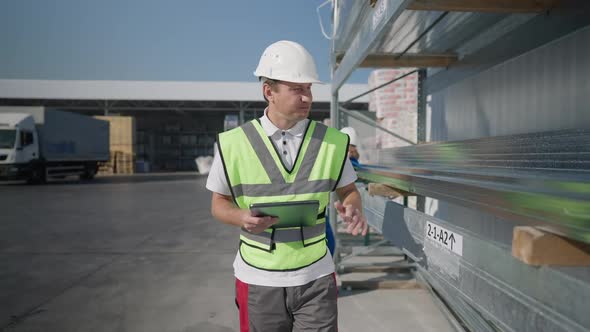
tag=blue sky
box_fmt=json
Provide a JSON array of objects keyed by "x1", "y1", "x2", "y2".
[{"x1": 0, "y1": 0, "x2": 371, "y2": 84}]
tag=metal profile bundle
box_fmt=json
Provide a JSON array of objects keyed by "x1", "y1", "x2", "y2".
[
  {"x1": 357, "y1": 129, "x2": 590, "y2": 244},
  {"x1": 361, "y1": 189, "x2": 590, "y2": 331}
]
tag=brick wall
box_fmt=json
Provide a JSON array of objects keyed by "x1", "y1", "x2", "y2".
[{"x1": 368, "y1": 69, "x2": 418, "y2": 149}]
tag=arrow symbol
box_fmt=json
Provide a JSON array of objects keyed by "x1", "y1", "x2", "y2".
[{"x1": 449, "y1": 233, "x2": 455, "y2": 250}]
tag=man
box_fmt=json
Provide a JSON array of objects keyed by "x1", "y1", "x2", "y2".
[{"x1": 206, "y1": 40, "x2": 367, "y2": 332}]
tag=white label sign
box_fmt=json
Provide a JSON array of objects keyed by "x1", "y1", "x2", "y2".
[{"x1": 425, "y1": 221, "x2": 463, "y2": 256}]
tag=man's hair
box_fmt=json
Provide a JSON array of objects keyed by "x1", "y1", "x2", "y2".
[{"x1": 262, "y1": 78, "x2": 279, "y2": 103}]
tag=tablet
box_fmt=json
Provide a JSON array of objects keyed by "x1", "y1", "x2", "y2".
[{"x1": 249, "y1": 200, "x2": 320, "y2": 228}]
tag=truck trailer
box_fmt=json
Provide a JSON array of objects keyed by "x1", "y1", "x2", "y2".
[{"x1": 0, "y1": 106, "x2": 109, "y2": 183}]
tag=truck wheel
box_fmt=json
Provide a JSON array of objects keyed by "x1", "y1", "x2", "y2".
[
  {"x1": 80, "y1": 165, "x2": 96, "y2": 180},
  {"x1": 27, "y1": 165, "x2": 46, "y2": 184}
]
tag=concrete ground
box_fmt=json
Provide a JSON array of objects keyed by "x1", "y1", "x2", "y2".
[{"x1": 0, "y1": 173, "x2": 455, "y2": 332}]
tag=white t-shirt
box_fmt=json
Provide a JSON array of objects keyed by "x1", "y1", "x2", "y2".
[{"x1": 206, "y1": 111, "x2": 357, "y2": 287}]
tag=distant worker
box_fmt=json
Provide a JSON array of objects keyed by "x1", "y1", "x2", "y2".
[
  {"x1": 325, "y1": 126, "x2": 362, "y2": 256},
  {"x1": 206, "y1": 40, "x2": 368, "y2": 332},
  {"x1": 340, "y1": 127, "x2": 360, "y2": 167}
]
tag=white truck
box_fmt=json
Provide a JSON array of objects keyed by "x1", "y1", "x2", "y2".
[{"x1": 0, "y1": 107, "x2": 109, "y2": 183}]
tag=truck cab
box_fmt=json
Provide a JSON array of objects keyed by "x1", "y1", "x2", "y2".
[{"x1": 0, "y1": 113, "x2": 40, "y2": 181}]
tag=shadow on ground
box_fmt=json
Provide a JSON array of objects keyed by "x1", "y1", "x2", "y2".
[{"x1": 0, "y1": 172, "x2": 204, "y2": 187}]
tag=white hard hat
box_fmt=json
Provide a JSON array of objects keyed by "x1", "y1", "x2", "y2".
[
  {"x1": 340, "y1": 127, "x2": 358, "y2": 146},
  {"x1": 254, "y1": 40, "x2": 322, "y2": 84}
]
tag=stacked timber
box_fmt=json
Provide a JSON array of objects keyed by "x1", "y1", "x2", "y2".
[{"x1": 94, "y1": 115, "x2": 136, "y2": 175}]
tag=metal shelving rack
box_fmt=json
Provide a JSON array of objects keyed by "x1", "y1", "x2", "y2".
[{"x1": 330, "y1": 1, "x2": 590, "y2": 331}]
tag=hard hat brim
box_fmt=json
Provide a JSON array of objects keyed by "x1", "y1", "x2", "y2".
[{"x1": 254, "y1": 72, "x2": 323, "y2": 84}]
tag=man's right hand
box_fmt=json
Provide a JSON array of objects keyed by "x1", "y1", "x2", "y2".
[
  {"x1": 241, "y1": 211, "x2": 278, "y2": 234},
  {"x1": 211, "y1": 192, "x2": 278, "y2": 232}
]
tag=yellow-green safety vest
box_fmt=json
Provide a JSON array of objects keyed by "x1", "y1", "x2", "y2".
[{"x1": 218, "y1": 119, "x2": 349, "y2": 271}]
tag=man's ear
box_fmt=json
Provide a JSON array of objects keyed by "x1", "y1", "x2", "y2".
[{"x1": 263, "y1": 84, "x2": 273, "y2": 102}]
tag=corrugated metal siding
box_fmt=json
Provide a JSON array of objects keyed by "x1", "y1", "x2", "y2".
[{"x1": 430, "y1": 25, "x2": 590, "y2": 141}]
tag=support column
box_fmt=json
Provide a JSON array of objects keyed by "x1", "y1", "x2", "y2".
[
  {"x1": 416, "y1": 69, "x2": 427, "y2": 212},
  {"x1": 239, "y1": 102, "x2": 245, "y2": 125},
  {"x1": 330, "y1": 91, "x2": 340, "y2": 265}
]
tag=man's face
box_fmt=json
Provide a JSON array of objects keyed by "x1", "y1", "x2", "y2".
[
  {"x1": 266, "y1": 81, "x2": 313, "y2": 123},
  {"x1": 348, "y1": 145, "x2": 359, "y2": 160}
]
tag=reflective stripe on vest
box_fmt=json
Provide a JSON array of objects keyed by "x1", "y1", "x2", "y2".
[
  {"x1": 231, "y1": 180, "x2": 337, "y2": 197},
  {"x1": 240, "y1": 222, "x2": 326, "y2": 247},
  {"x1": 218, "y1": 119, "x2": 349, "y2": 271}
]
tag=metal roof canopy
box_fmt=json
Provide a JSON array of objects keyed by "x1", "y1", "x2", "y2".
[
  {"x1": 0, "y1": 79, "x2": 369, "y2": 114},
  {"x1": 0, "y1": 80, "x2": 369, "y2": 103},
  {"x1": 331, "y1": 0, "x2": 590, "y2": 93}
]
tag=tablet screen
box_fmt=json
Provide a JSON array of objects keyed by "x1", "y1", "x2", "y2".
[{"x1": 249, "y1": 200, "x2": 320, "y2": 228}]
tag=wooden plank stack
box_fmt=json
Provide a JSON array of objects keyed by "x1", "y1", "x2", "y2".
[
  {"x1": 94, "y1": 115, "x2": 136, "y2": 175},
  {"x1": 97, "y1": 153, "x2": 115, "y2": 175},
  {"x1": 512, "y1": 226, "x2": 590, "y2": 266}
]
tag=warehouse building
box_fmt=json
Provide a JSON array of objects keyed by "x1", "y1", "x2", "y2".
[{"x1": 0, "y1": 79, "x2": 368, "y2": 172}]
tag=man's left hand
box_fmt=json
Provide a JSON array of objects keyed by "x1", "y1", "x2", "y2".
[{"x1": 334, "y1": 200, "x2": 368, "y2": 236}]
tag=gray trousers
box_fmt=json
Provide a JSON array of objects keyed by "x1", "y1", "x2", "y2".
[{"x1": 235, "y1": 273, "x2": 338, "y2": 332}]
